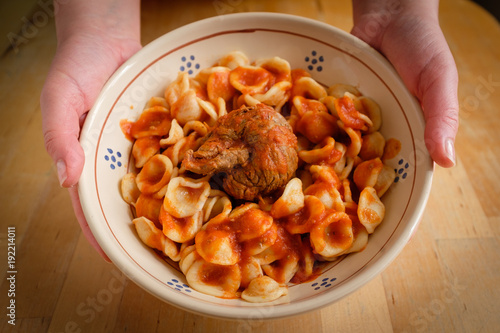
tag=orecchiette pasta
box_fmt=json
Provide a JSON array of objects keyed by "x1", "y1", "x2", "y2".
[
  {"x1": 163, "y1": 176, "x2": 211, "y2": 218},
  {"x1": 120, "y1": 51, "x2": 400, "y2": 303},
  {"x1": 310, "y1": 211, "x2": 354, "y2": 258},
  {"x1": 241, "y1": 275, "x2": 288, "y2": 303},
  {"x1": 358, "y1": 186, "x2": 385, "y2": 234},
  {"x1": 135, "y1": 154, "x2": 173, "y2": 197},
  {"x1": 133, "y1": 216, "x2": 181, "y2": 261}
]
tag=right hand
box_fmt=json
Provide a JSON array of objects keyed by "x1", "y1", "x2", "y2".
[{"x1": 40, "y1": 0, "x2": 141, "y2": 260}]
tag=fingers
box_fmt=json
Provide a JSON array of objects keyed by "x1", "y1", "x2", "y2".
[
  {"x1": 351, "y1": 1, "x2": 459, "y2": 167},
  {"x1": 41, "y1": 69, "x2": 87, "y2": 187},
  {"x1": 382, "y1": 22, "x2": 459, "y2": 168},
  {"x1": 419, "y1": 58, "x2": 459, "y2": 168},
  {"x1": 41, "y1": 37, "x2": 139, "y2": 187},
  {"x1": 68, "y1": 187, "x2": 111, "y2": 262}
]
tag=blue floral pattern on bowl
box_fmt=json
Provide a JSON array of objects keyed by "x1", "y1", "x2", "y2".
[
  {"x1": 394, "y1": 159, "x2": 410, "y2": 183},
  {"x1": 179, "y1": 55, "x2": 200, "y2": 75},
  {"x1": 311, "y1": 277, "x2": 337, "y2": 291},
  {"x1": 305, "y1": 50, "x2": 324, "y2": 72},
  {"x1": 167, "y1": 278, "x2": 192, "y2": 293},
  {"x1": 104, "y1": 148, "x2": 122, "y2": 170}
]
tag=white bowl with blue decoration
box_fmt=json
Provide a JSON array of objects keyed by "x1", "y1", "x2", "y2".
[{"x1": 78, "y1": 12, "x2": 433, "y2": 319}]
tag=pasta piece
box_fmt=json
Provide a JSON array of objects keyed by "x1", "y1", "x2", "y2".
[
  {"x1": 229, "y1": 203, "x2": 274, "y2": 242},
  {"x1": 170, "y1": 90, "x2": 206, "y2": 125},
  {"x1": 382, "y1": 137, "x2": 402, "y2": 162},
  {"x1": 120, "y1": 173, "x2": 140, "y2": 206},
  {"x1": 215, "y1": 96, "x2": 228, "y2": 118},
  {"x1": 334, "y1": 95, "x2": 372, "y2": 131},
  {"x1": 159, "y1": 205, "x2": 203, "y2": 243},
  {"x1": 133, "y1": 217, "x2": 181, "y2": 261},
  {"x1": 196, "y1": 97, "x2": 219, "y2": 125},
  {"x1": 322, "y1": 95, "x2": 338, "y2": 119},
  {"x1": 202, "y1": 192, "x2": 232, "y2": 222},
  {"x1": 163, "y1": 176, "x2": 211, "y2": 218},
  {"x1": 165, "y1": 71, "x2": 190, "y2": 107},
  {"x1": 337, "y1": 120, "x2": 363, "y2": 158},
  {"x1": 341, "y1": 179, "x2": 354, "y2": 204},
  {"x1": 135, "y1": 154, "x2": 174, "y2": 197},
  {"x1": 298, "y1": 137, "x2": 343, "y2": 165},
  {"x1": 339, "y1": 156, "x2": 355, "y2": 181},
  {"x1": 310, "y1": 211, "x2": 353, "y2": 258},
  {"x1": 293, "y1": 235, "x2": 316, "y2": 281},
  {"x1": 240, "y1": 93, "x2": 261, "y2": 107},
  {"x1": 229, "y1": 65, "x2": 274, "y2": 95},
  {"x1": 194, "y1": 204, "x2": 273, "y2": 265},
  {"x1": 254, "y1": 224, "x2": 300, "y2": 271},
  {"x1": 291, "y1": 68, "x2": 311, "y2": 82},
  {"x1": 145, "y1": 96, "x2": 168, "y2": 109},
  {"x1": 344, "y1": 215, "x2": 369, "y2": 254},
  {"x1": 239, "y1": 256, "x2": 264, "y2": 289},
  {"x1": 270, "y1": 178, "x2": 305, "y2": 219},
  {"x1": 241, "y1": 276, "x2": 288, "y2": 303},
  {"x1": 121, "y1": 105, "x2": 171, "y2": 139},
  {"x1": 185, "y1": 257, "x2": 241, "y2": 298},
  {"x1": 374, "y1": 164, "x2": 397, "y2": 197},
  {"x1": 292, "y1": 76, "x2": 327, "y2": 100},
  {"x1": 159, "y1": 119, "x2": 184, "y2": 147},
  {"x1": 216, "y1": 50, "x2": 249, "y2": 69},
  {"x1": 296, "y1": 168, "x2": 313, "y2": 190},
  {"x1": 162, "y1": 132, "x2": 200, "y2": 167},
  {"x1": 331, "y1": 141, "x2": 347, "y2": 174},
  {"x1": 135, "y1": 193, "x2": 163, "y2": 226},
  {"x1": 195, "y1": 222, "x2": 241, "y2": 265},
  {"x1": 292, "y1": 95, "x2": 326, "y2": 116},
  {"x1": 358, "y1": 187, "x2": 385, "y2": 234},
  {"x1": 282, "y1": 195, "x2": 325, "y2": 235},
  {"x1": 252, "y1": 81, "x2": 292, "y2": 110},
  {"x1": 304, "y1": 180, "x2": 345, "y2": 213},
  {"x1": 359, "y1": 131, "x2": 386, "y2": 160},
  {"x1": 309, "y1": 164, "x2": 341, "y2": 188},
  {"x1": 183, "y1": 120, "x2": 209, "y2": 138},
  {"x1": 195, "y1": 220, "x2": 240, "y2": 265},
  {"x1": 353, "y1": 157, "x2": 384, "y2": 191},
  {"x1": 242, "y1": 222, "x2": 278, "y2": 255},
  {"x1": 359, "y1": 96, "x2": 382, "y2": 133},
  {"x1": 327, "y1": 83, "x2": 361, "y2": 99},
  {"x1": 132, "y1": 136, "x2": 161, "y2": 168},
  {"x1": 179, "y1": 245, "x2": 198, "y2": 274},
  {"x1": 206, "y1": 68, "x2": 237, "y2": 104},
  {"x1": 262, "y1": 254, "x2": 299, "y2": 284},
  {"x1": 295, "y1": 107, "x2": 338, "y2": 144},
  {"x1": 344, "y1": 92, "x2": 364, "y2": 113},
  {"x1": 196, "y1": 66, "x2": 230, "y2": 85},
  {"x1": 255, "y1": 56, "x2": 291, "y2": 82}
]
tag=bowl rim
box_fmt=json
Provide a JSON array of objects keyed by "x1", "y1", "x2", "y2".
[{"x1": 79, "y1": 12, "x2": 434, "y2": 319}]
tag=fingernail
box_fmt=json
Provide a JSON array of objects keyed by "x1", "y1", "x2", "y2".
[
  {"x1": 56, "y1": 159, "x2": 67, "y2": 186},
  {"x1": 445, "y1": 138, "x2": 456, "y2": 167}
]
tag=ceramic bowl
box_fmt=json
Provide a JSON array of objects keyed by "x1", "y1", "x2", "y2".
[{"x1": 79, "y1": 12, "x2": 433, "y2": 319}]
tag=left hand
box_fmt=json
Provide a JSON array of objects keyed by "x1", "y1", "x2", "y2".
[{"x1": 351, "y1": 0, "x2": 459, "y2": 168}]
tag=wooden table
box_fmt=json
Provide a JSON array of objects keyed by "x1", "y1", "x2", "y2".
[{"x1": 1, "y1": 0, "x2": 499, "y2": 332}]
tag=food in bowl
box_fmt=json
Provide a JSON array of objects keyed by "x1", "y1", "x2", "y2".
[
  {"x1": 119, "y1": 51, "x2": 400, "y2": 303},
  {"x1": 78, "y1": 12, "x2": 433, "y2": 318}
]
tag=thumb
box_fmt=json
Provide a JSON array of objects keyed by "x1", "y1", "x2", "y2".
[
  {"x1": 371, "y1": 17, "x2": 459, "y2": 167},
  {"x1": 419, "y1": 62, "x2": 459, "y2": 168},
  {"x1": 392, "y1": 28, "x2": 460, "y2": 168},
  {"x1": 41, "y1": 70, "x2": 86, "y2": 187}
]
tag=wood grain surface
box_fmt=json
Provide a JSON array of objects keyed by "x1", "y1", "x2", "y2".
[{"x1": 0, "y1": 0, "x2": 499, "y2": 332}]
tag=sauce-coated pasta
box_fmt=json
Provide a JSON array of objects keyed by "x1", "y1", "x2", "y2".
[{"x1": 120, "y1": 51, "x2": 400, "y2": 302}]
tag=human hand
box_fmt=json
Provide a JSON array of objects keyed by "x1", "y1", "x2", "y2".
[
  {"x1": 41, "y1": 0, "x2": 141, "y2": 260},
  {"x1": 351, "y1": 0, "x2": 459, "y2": 167}
]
